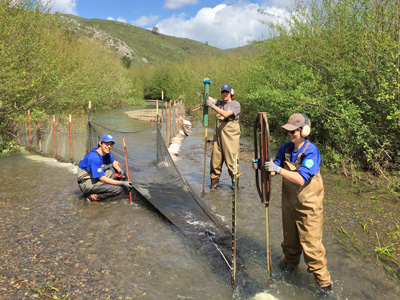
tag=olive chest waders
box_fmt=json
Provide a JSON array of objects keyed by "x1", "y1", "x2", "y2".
[{"x1": 281, "y1": 143, "x2": 331, "y2": 287}]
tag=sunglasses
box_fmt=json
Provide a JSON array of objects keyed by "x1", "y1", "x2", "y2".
[
  {"x1": 221, "y1": 90, "x2": 230, "y2": 94},
  {"x1": 288, "y1": 129, "x2": 298, "y2": 134}
]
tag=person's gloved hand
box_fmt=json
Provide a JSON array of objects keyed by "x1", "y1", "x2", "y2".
[
  {"x1": 120, "y1": 181, "x2": 133, "y2": 191},
  {"x1": 206, "y1": 99, "x2": 215, "y2": 108},
  {"x1": 119, "y1": 169, "x2": 126, "y2": 177},
  {"x1": 264, "y1": 160, "x2": 282, "y2": 174}
]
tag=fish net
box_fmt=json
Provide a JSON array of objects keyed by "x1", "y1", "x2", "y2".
[
  {"x1": 88, "y1": 120, "x2": 233, "y2": 276},
  {"x1": 15, "y1": 108, "x2": 234, "y2": 279}
]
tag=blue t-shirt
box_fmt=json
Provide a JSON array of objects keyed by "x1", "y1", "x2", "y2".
[
  {"x1": 78, "y1": 147, "x2": 115, "y2": 179},
  {"x1": 273, "y1": 140, "x2": 321, "y2": 183}
]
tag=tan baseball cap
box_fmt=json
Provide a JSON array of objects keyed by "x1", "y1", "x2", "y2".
[{"x1": 282, "y1": 114, "x2": 308, "y2": 131}]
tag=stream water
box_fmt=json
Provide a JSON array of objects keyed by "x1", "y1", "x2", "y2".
[{"x1": 0, "y1": 107, "x2": 399, "y2": 300}]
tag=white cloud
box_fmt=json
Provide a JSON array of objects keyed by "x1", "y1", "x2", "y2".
[
  {"x1": 156, "y1": 2, "x2": 288, "y2": 49},
  {"x1": 117, "y1": 17, "x2": 127, "y2": 23},
  {"x1": 50, "y1": 0, "x2": 77, "y2": 15},
  {"x1": 107, "y1": 16, "x2": 128, "y2": 23},
  {"x1": 165, "y1": 0, "x2": 198, "y2": 10},
  {"x1": 132, "y1": 14, "x2": 160, "y2": 27}
]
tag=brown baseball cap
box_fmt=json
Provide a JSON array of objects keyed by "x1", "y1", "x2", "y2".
[{"x1": 282, "y1": 114, "x2": 307, "y2": 131}]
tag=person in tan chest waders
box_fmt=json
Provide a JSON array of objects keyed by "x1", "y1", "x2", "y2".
[
  {"x1": 206, "y1": 84, "x2": 241, "y2": 190},
  {"x1": 265, "y1": 113, "x2": 332, "y2": 293}
]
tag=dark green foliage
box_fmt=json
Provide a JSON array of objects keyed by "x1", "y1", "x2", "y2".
[
  {"x1": 120, "y1": 56, "x2": 131, "y2": 68},
  {"x1": 239, "y1": 0, "x2": 400, "y2": 172}
]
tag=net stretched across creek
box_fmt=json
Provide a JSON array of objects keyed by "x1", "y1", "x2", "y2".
[{"x1": 88, "y1": 120, "x2": 234, "y2": 278}]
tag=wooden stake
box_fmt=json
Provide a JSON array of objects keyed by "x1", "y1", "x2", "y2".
[
  {"x1": 37, "y1": 118, "x2": 41, "y2": 152},
  {"x1": 123, "y1": 137, "x2": 133, "y2": 203},
  {"x1": 28, "y1": 110, "x2": 32, "y2": 151},
  {"x1": 53, "y1": 115, "x2": 56, "y2": 159},
  {"x1": 69, "y1": 114, "x2": 73, "y2": 163}
]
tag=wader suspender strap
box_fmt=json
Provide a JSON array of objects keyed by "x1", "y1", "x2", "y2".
[{"x1": 285, "y1": 142, "x2": 312, "y2": 164}]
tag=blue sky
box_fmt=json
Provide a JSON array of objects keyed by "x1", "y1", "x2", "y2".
[{"x1": 51, "y1": 0, "x2": 294, "y2": 49}]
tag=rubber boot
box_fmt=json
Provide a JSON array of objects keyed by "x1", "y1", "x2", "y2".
[{"x1": 210, "y1": 178, "x2": 219, "y2": 191}]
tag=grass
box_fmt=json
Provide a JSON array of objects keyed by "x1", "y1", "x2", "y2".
[{"x1": 61, "y1": 14, "x2": 228, "y2": 65}]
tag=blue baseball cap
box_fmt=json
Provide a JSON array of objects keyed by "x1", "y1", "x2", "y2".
[
  {"x1": 220, "y1": 84, "x2": 232, "y2": 93},
  {"x1": 100, "y1": 134, "x2": 115, "y2": 144}
]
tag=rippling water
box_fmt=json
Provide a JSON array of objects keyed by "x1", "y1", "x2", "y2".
[{"x1": 0, "y1": 107, "x2": 399, "y2": 300}]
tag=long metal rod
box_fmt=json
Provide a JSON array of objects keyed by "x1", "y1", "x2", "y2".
[
  {"x1": 232, "y1": 153, "x2": 238, "y2": 285},
  {"x1": 254, "y1": 112, "x2": 272, "y2": 278},
  {"x1": 123, "y1": 137, "x2": 133, "y2": 203},
  {"x1": 202, "y1": 78, "x2": 211, "y2": 195},
  {"x1": 266, "y1": 204, "x2": 271, "y2": 277},
  {"x1": 202, "y1": 127, "x2": 208, "y2": 195}
]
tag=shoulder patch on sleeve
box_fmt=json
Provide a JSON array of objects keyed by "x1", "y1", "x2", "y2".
[
  {"x1": 304, "y1": 159, "x2": 314, "y2": 169},
  {"x1": 97, "y1": 168, "x2": 103, "y2": 174}
]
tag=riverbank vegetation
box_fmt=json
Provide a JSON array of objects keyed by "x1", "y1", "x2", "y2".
[
  {"x1": 2, "y1": 0, "x2": 399, "y2": 174},
  {"x1": 1, "y1": 0, "x2": 399, "y2": 284}
]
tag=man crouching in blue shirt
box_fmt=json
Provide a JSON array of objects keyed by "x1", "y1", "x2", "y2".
[{"x1": 77, "y1": 134, "x2": 133, "y2": 201}]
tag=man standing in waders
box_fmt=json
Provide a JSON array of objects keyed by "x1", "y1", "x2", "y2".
[
  {"x1": 265, "y1": 113, "x2": 332, "y2": 292},
  {"x1": 207, "y1": 84, "x2": 241, "y2": 190},
  {"x1": 77, "y1": 134, "x2": 133, "y2": 201}
]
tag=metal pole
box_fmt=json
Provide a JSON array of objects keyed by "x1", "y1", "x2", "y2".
[
  {"x1": 123, "y1": 137, "x2": 133, "y2": 203},
  {"x1": 232, "y1": 153, "x2": 238, "y2": 285},
  {"x1": 202, "y1": 78, "x2": 211, "y2": 195}
]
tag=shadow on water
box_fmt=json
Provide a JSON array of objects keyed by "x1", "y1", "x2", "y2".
[{"x1": 0, "y1": 107, "x2": 399, "y2": 300}]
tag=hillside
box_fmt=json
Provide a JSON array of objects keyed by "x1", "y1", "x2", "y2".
[{"x1": 61, "y1": 14, "x2": 227, "y2": 64}]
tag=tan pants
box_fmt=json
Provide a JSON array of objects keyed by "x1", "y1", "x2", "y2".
[
  {"x1": 210, "y1": 119, "x2": 241, "y2": 179},
  {"x1": 281, "y1": 161, "x2": 331, "y2": 287}
]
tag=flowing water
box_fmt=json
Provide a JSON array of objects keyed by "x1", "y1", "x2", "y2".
[{"x1": 0, "y1": 107, "x2": 399, "y2": 300}]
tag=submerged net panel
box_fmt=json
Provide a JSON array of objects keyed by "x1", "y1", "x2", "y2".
[{"x1": 89, "y1": 120, "x2": 232, "y2": 270}]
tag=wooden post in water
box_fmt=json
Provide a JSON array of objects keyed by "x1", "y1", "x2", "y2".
[
  {"x1": 53, "y1": 115, "x2": 56, "y2": 159},
  {"x1": 69, "y1": 114, "x2": 73, "y2": 163},
  {"x1": 87, "y1": 101, "x2": 92, "y2": 153},
  {"x1": 169, "y1": 100, "x2": 172, "y2": 144},
  {"x1": 123, "y1": 137, "x2": 133, "y2": 203},
  {"x1": 165, "y1": 100, "x2": 169, "y2": 148},
  {"x1": 28, "y1": 109, "x2": 32, "y2": 151},
  {"x1": 37, "y1": 118, "x2": 41, "y2": 152}
]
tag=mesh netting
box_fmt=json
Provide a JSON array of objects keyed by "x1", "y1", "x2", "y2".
[
  {"x1": 17, "y1": 115, "x2": 87, "y2": 163},
  {"x1": 88, "y1": 120, "x2": 233, "y2": 274},
  {"x1": 15, "y1": 108, "x2": 233, "y2": 278}
]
